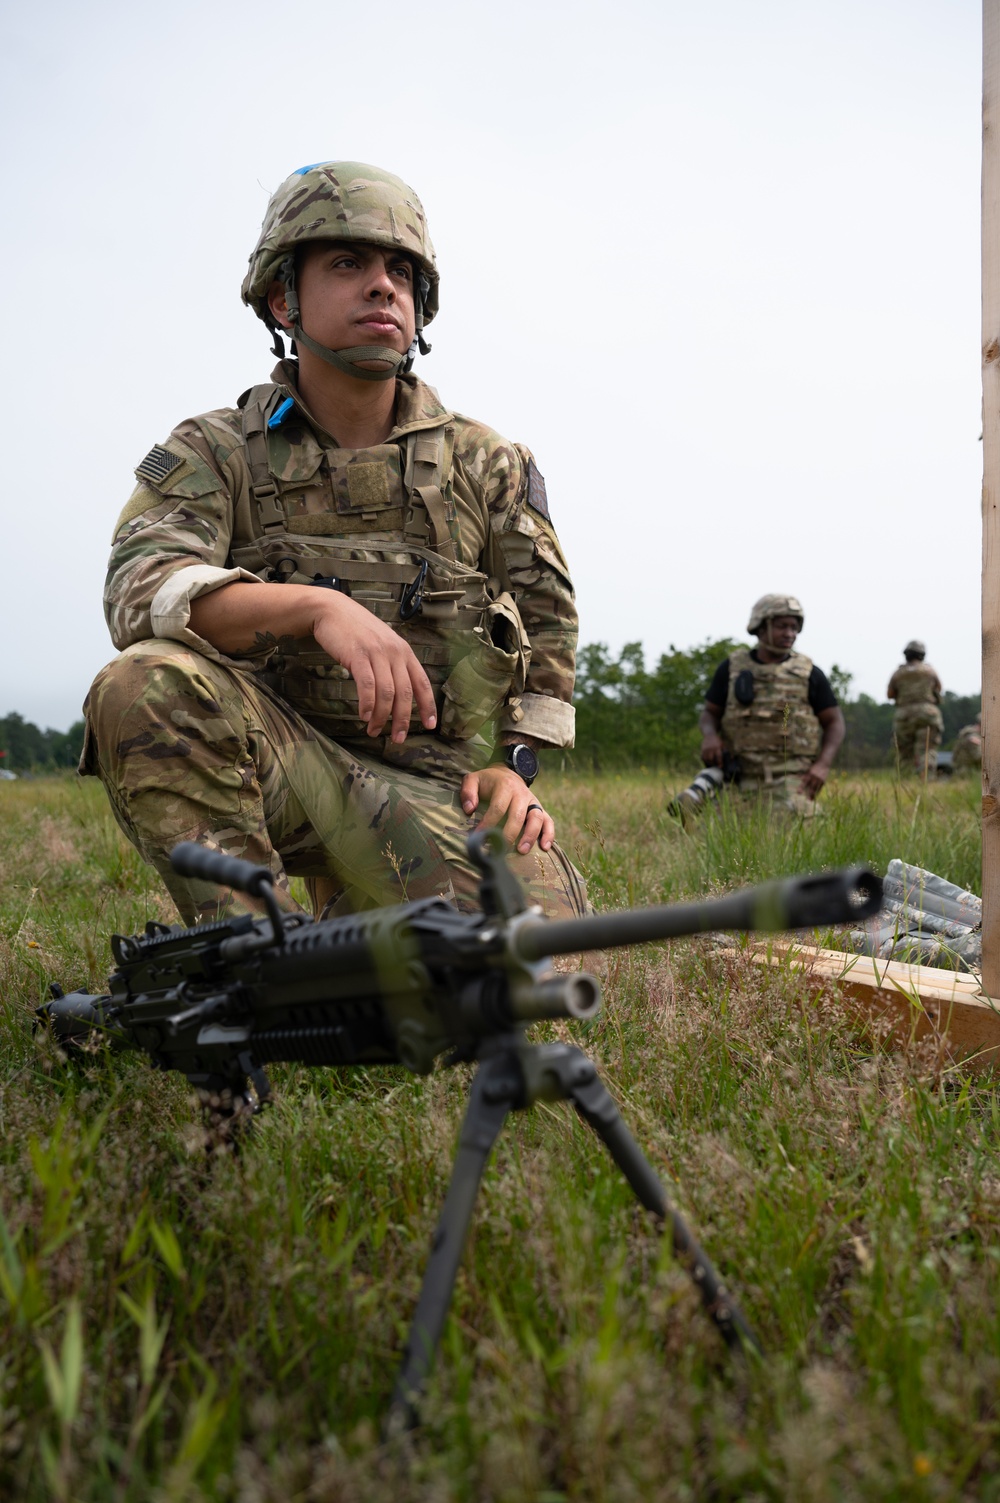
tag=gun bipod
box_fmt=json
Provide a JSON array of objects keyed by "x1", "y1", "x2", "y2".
[{"x1": 385, "y1": 1033, "x2": 760, "y2": 1435}]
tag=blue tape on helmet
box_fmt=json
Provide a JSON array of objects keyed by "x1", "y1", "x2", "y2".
[{"x1": 293, "y1": 162, "x2": 330, "y2": 176}]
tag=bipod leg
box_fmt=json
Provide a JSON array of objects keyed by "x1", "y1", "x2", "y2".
[
  {"x1": 386, "y1": 1051, "x2": 518, "y2": 1435},
  {"x1": 189, "y1": 1064, "x2": 264, "y2": 1158},
  {"x1": 551, "y1": 1044, "x2": 761, "y2": 1357}
]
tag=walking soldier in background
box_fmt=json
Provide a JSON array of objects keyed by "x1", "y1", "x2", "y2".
[
  {"x1": 692, "y1": 594, "x2": 845, "y2": 816},
  {"x1": 887, "y1": 641, "x2": 944, "y2": 778},
  {"x1": 81, "y1": 161, "x2": 587, "y2": 924}
]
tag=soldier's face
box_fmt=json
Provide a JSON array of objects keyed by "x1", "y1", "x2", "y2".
[
  {"x1": 758, "y1": 615, "x2": 800, "y2": 651},
  {"x1": 268, "y1": 241, "x2": 417, "y2": 360}
]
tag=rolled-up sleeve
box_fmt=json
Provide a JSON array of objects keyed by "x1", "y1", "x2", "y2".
[
  {"x1": 451, "y1": 429, "x2": 579, "y2": 748},
  {"x1": 104, "y1": 431, "x2": 264, "y2": 660},
  {"x1": 492, "y1": 506, "x2": 578, "y2": 747}
]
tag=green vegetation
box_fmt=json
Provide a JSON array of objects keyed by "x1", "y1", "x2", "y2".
[
  {"x1": 570, "y1": 641, "x2": 981, "y2": 772},
  {"x1": 0, "y1": 770, "x2": 996, "y2": 1500},
  {"x1": 0, "y1": 714, "x2": 85, "y2": 774},
  {"x1": 571, "y1": 639, "x2": 743, "y2": 770},
  {"x1": 0, "y1": 643, "x2": 981, "y2": 778}
]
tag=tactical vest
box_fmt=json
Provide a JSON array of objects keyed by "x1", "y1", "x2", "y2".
[
  {"x1": 722, "y1": 647, "x2": 820, "y2": 782},
  {"x1": 892, "y1": 661, "x2": 939, "y2": 710},
  {"x1": 228, "y1": 385, "x2": 529, "y2": 753}
]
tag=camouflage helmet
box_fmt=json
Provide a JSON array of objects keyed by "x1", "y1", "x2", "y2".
[
  {"x1": 903, "y1": 639, "x2": 926, "y2": 658},
  {"x1": 747, "y1": 594, "x2": 804, "y2": 635},
  {"x1": 241, "y1": 161, "x2": 439, "y2": 380}
]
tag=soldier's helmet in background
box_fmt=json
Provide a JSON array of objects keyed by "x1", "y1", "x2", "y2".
[
  {"x1": 747, "y1": 594, "x2": 805, "y2": 635},
  {"x1": 241, "y1": 161, "x2": 440, "y2": 338},
  {"x1": 903, "y1": 640, "x2": 927, "y2": 658}
]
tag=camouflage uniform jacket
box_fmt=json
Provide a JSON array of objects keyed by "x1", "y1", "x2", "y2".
[
  {"x1": 952, "y1": 722, "x2": 982, "y2": 770},
  {"x1": 105, "y1": 364, "x2": 577, "y2": 754},
  {"x1": 887, "y1": 661, "x2": 943, "y2": 727}
]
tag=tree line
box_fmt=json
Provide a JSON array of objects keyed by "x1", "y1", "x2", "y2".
[
  {"x1": 0, "y1": 642, "x2": 981, "y2": 773},
  {"x1": 0, "y1": 713, "x2": 86, "y2": 772},
  {"x1": 568, "y1": 640, "x2": 981, "y2": 772}
]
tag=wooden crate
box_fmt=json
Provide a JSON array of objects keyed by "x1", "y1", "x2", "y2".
[{"x1": 728, "y1": 944, "x2": 1000, "y2": 1073}]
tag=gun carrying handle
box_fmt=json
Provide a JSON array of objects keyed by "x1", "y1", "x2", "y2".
[{"x1": 169, "y1": 843, "x2": 285, "y2": 946}]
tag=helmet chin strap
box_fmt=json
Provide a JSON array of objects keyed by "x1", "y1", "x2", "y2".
[{"x1": 291, "y1": 324, "x2": 404, "y2": 381}]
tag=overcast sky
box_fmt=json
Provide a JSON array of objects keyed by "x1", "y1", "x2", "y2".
[{"x1": 0, "y1": 0, "x2": 983, "y2": 730}]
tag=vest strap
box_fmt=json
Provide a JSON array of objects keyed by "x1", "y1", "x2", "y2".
[
  {"x1": 241, "y1": 386, "x2": 287, "y2": 533},
  {"x1": 404, "y1": 426, "x2": 459, "y2": 560}
]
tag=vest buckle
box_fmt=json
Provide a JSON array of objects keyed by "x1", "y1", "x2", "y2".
[{"x1": 400, "y1": 559, "x2": 429, "y2": 620}]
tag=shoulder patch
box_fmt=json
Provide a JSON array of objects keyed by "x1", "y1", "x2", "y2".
[
  {"x1": 112, "y1": 483, "x2": 169, "y2": 541},
  {"x1": 136, "y1": 446, "x2": 184, "y2": 486},
  {"x1": 526, "y1": 458, "x2": 550, "y2": 520}
]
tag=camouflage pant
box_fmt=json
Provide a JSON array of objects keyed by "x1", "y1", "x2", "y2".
[
  {"x1": 735, "y1": 776, "x2": 821, "y2": 819},
  {"x1": 82, "y1": 640, "x2": 588, "y2": 925},
  {"x1": 893, "y1": 710, "x2": 943, "y2": 776}
]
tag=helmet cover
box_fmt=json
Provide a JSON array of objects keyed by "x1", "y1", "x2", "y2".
[
  {"x1": 747, "y1": 594, "x2": 804, "y2": 635},
  {"x1": 903, "y1": 639, "x2": 927, "y2": 658},
  {"x1": 241, "y1": 161, "x2": 439, "y2": 331}
]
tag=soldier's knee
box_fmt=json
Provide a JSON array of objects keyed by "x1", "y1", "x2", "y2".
[
  {"x1": 85, "y1": 641, "x2": 234, "y2": 748},
  {"x1": 510, "y1": 844, "x2": 589, "y2": 921}
]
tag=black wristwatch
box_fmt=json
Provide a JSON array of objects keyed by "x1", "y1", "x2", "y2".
[{"x1": 501, "y1": 742, "x2": 539, "y2": 786}]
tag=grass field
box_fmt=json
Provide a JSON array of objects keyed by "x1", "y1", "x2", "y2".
[{"x1": 0, "y1": 769, "x2": 997, "y2": 1501}]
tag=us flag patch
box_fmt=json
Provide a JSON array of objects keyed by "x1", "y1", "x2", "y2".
[
  {"x1": 526, "y1": 458, "x2": 550, "y2": 520},
  {"x1": 136, "y1": 446, "x2": 184, "y2": 486}
]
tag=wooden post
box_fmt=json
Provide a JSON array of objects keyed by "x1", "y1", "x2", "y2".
[{"x1": 983, "y1": 0, "x2": 1000, "y2": 995}]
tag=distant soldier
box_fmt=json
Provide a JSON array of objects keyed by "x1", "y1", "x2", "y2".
[
  {"x1": 952, "y1": 716, "x2": 982, "y2": 774},
  {"x1": 887, "y1": 641, "x2": 943, "y2": 777},
  {"x1": 696, "y1": 594, "x2": 845, "y2": 815}
]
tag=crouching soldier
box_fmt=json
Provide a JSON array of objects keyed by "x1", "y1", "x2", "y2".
[
  {"x1": 694, "y1": 594, "x2": 845, "y2": 817},
  {"x1": 952, "y1": 716, "x2": 982, "y2": 774},
  {"x1": 81, "y1": 161, "x2": 587, "y2": 925}
]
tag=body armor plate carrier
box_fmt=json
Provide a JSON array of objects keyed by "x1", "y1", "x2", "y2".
[
  {"x1": 230, "y1": 385, "x2": 529, "y2": 753},
  {"x1": 722, "y1": 647, "x2": 820, "y2": 783},
  {"x1": 892, "y1": 662, "x2": 943, "y2": 726}
]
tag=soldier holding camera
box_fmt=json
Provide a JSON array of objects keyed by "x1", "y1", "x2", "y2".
[{"x1": 683, "y1": 594, "x2": 844, "y2": 817}]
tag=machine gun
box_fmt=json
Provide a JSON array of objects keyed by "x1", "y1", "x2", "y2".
[{"x1": 41, "y1": 833, "x2": 880, "y2": 1428}]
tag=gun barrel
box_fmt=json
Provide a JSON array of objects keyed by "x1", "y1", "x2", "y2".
[
  {"x1": 509, "y1": 973, "x2": 602, "y2": 1023},
  {"x1": 512, "y1": 867, "x2": 883, "y2": 963}
]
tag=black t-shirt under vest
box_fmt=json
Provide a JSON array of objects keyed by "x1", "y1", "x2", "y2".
[{"x1": 705, "y1": 652, "x2": 838, "y2": 715}]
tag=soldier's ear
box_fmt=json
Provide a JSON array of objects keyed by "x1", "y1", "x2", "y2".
[{"x1": 267, "y1": 281, "x2": 293, "y2": 330}]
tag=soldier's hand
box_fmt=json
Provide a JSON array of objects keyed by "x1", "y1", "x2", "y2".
[
  {"x1": 312, "y1": 594, "x2": 438, "y2": 741},
  {"x1": 461, "y1": 767, "x2": 555, "y2": 853},
  {"x1": 799, "y1": 764, "x2": 828, "y2": 798},
  {"x1": 701, "y1": 732, "x2": 725, "y2": 767}
]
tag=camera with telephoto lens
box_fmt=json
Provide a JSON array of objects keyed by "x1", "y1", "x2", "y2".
[{"x1": 668, "y1": 753, "x2": 741, "y2": 818}]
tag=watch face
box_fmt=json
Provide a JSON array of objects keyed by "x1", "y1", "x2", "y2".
[{"x1": 510, "y1": 744, "x2": 539, "y2": 782}]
